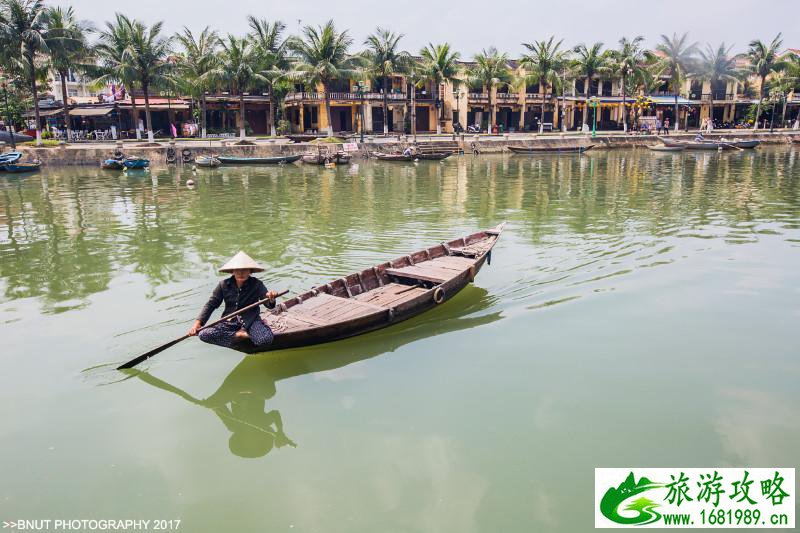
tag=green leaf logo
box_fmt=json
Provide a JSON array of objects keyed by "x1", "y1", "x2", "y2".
[{"x1": 600, "y1": 472, "x2": 664, "y2": 525}]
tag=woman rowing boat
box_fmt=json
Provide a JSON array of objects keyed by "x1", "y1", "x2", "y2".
[{"x1": 188, "y1": 251, "x2": 278, "y2": 348}]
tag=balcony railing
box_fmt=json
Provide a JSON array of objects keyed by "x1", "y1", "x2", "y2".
[
  {"x1": 468, "y1": 92, "x2": 488, "y2": 101},
  {"x1": 285, "y1": 91, "x2": 407, "y2": 102},
  {"x1": 525, "y1": 93, "x2": 544, "y2": 100},
  {"x1": 496, "y1": 93, "x2": 520, "y2": 101}
]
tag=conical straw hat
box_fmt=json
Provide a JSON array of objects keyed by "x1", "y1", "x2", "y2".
[{"x1": 219, "y1": 251, "x2": 265, "y2": 273}]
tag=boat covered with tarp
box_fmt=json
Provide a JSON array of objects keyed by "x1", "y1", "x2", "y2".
[
  {"x1": 0, "y1": 151, "x2": 23, "y2": 169},
  {"x1": 123, "y1": 157, "x2": 150, "y2": 169},
  {"x1": 195, "y1": 155, "x2": 221, "y2": 168}
]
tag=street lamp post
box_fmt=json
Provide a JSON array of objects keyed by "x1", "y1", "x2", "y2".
[
  {"x1": 453, "y1": 88, "x2": 460, "y2": 138},
  {"x1": 435, "y1": 98, "x2": 442, "y2": 136},
  {"x1": 589, "y1": 96, "x2": 599, "y2": 138}
]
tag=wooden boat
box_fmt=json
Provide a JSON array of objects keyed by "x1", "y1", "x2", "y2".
[
  {"x1": 101, "y1": 158, "x2": 125, "y2": 170},
  {"x1": 123, "y1": 157, "x2": 150, "y2": 169},
  {"x1": 729, "y1": 139, "x2": 760, "y2": 149},
  {"x1": 648, "y1": 144, "x2": 685, "y2": 152},
  {"x1": 508, "y1": 144, "x2": 594, "y2": 154},
  {"x1": 232, "y1": 223, "x2": 506, "y2": 353},
  {"x1": 218, "y1": 154, "x2": 301, "y2": 165},
  {"x1": 4, "y1": 161, "x2": 41, "y2": 173},
  {"x1": 660, "y1": 138, "x2": 760, "y2": 150},
  {"x1": 0, "y1": 151, "x2": 23, "y2": 169},
  {"x1": 374, "y1": 152, "x2": 414, "y2": 161},
  {"x1": 287, "y1": 133, "x2": 326, "y2": 143},
  {"x1": 195, "y1": 155, "x2": 221, "y2": 168},
  {"x1": 416, "y1": 152, "x2": 452, "y2": 160}
]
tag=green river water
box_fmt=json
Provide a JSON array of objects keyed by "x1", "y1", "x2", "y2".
[{"x1": 0, "y1": 148, "x2": 798, "y2": 532}]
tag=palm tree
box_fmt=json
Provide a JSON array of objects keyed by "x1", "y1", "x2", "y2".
[
  {"x1": 363, "y1": 27, "x2": 411, "y2": 135},
  {"x1": 248, "y1": 16, "x2": 288, "y2": 137},
  {"x1": 571, "y1": 42, "x2": 609, "y2": 128},
  {"x1": 95, "y1": 14, "x2": 141, "y2": 139},
  {"x1": 175, "y1": 26, "x2": 219, "y2": 138},
  {"x1": 211, "y1": 35, "x2": 263, "y2": 141},
  {"x1": 125, "y1": 19, "x2": 172, "y2": 144},
  {"x1": 0, "y1": 0, "x2": 50, "y2": 145},
  {"x1": 765, "y1": 71, "x2": 794, "y2": 128},
  {"x1": 609, "y1": 36, "x2": 644, "y2": 132},
  {"x1": 652, "y1": 32, "x2": 698, "y2": 131},
  {"x1": 287, "y1": 20, "x2": 359, "y2": 137},
  {"x1": 44, "y1": 5, "x2": 92, "y2": 143},
  {"x1": 419, "y1": 43, "x2": 461, "y2": 134},
  {"x1": 405, "y1": 64, "x2": 425, "y2": 141},
  {"x1": 520, "y1": 36, "x2": 568, "y2": 133},
  {"x1": 746, "y1": 34, "x2": 784, "y2": 130},
  {"x1": 695, "y1": 43, "x2": 740, "y2": 129},
  {"x1": 785, "y1": 54, "x2": 800, "y2": 128},
  {"x1": 467, "y1": 47, "x2": 511, "y2": 131}
]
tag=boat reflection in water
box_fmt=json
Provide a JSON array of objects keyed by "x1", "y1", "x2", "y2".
[{"x1": 126, "y1": 286, "x2": 501, "y2": 459}]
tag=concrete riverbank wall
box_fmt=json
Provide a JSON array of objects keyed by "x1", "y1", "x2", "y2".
[{"x1": 8, "y1": 131, "x2": 800, "y2": 168}]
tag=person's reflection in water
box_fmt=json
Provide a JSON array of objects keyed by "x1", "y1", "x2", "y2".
[
  {"x1": 203, "y1": 378, "x2": 297, "y2": 458},
  {"x1": 132, "y1": 358, "x2": 297, "y2": 459},
  {"x1": 129, "y1": 285, "x2": 501, "y2": 459}
]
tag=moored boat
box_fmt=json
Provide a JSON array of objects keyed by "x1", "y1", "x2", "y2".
[
  {"x1": 660, "y1": 138, "x2": 760, "y2": 150},
  {"x1": 4, "y1": 161, "x2": 41, "y2": 173},
  {"x1": 508, "y1": 144, "x2": 594, "y2": 154},
  {"x1": 101, "y1": 158, "x2": 125, "y2": 170},
  {"x1": 648, "y1": 144, "x2": 685, "y2": 152},
  {"x1": 123, "y1": 157, "x2": 150, "y2": 169},
  {"x1": 195, "y1": 155, "x2": 221, "y2": 168},
  {"x1": 374, "y1": 152, "x2": 414, "y2": 161},
  {"x1": 729, "y1": 139, "x2": 760, "y2": 149},
  {"x1": 231, "y1": 223, "x2": 506, "y2": 353},
  {"x1": 416, "y1": 152, "x2": 452, "y2": 160},
  {"x1": 218, "y1": 154, "x2": 301, "y2": 165},
  {"x1": 0, "y1": 151, "x2": 23, "y2": 169}
]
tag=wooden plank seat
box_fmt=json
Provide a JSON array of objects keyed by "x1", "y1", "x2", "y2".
[
  {"x1": 354, "y1": 283, "x2": 428, "y2": 307},
  {"x1": 385, "y1": 255, "x2": 474, "y2": 284}
]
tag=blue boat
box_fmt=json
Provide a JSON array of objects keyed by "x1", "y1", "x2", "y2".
[
  {"x1": 4, "y1": 161, "x2": 41, "y2": 173},
  {"x1": 123, "y1": 157, "x2": 150, "y2": 169},
  {"x1": 101, "y1": 158, "x2": 125, "y2": 170},
  {"x1": 0, "y1": 151, "x2": 23, "y2": 170}
]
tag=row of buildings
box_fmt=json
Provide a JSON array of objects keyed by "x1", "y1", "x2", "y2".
[{"x1": 29, "y1": 49, "x2": 800, "y2": 137}]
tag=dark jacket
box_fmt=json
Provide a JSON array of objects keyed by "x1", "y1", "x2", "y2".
[{"x1": 197, "y1": 276, "x2": 276, "y2": 329}]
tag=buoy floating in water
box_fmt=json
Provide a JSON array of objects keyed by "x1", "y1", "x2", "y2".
[{"x1": 186, "y1": 179, "x2": 195, "y2": 186}]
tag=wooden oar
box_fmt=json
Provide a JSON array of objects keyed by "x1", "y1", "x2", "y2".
[
  {"x1": 117, "y1": 289, "x2": 289, "y2": 370},
  {"x1": 719, "y1": 142, "x2": 744, "y2": 151}
]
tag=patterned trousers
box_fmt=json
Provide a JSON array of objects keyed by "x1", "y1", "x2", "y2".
[{"x1": 198, "y1": 318, "x2": 274, "y2": 348}]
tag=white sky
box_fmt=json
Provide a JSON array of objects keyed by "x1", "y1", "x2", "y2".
[{"x1": 54, "y1": 0, "x2": 798, "y2": 59}]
